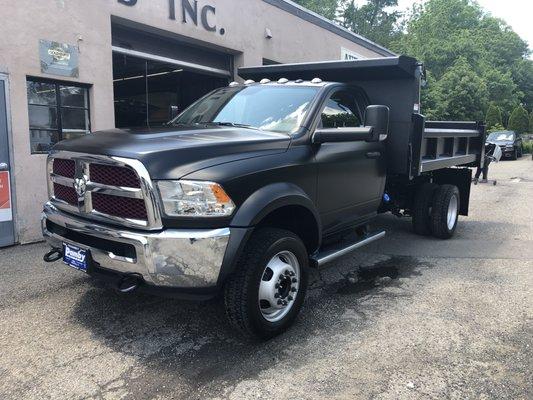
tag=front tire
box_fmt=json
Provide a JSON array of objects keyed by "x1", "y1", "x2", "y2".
[
  {"x1": 224, "y1": 228, "x2": 309, "y2": 340},
  {"x1": 431, "y1": 185, "x2": 460, "y2": 239}
]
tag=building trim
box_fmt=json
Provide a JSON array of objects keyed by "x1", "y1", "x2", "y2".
[{"x1": 262, "y1": 0, "x2": 396, "y2": 57}]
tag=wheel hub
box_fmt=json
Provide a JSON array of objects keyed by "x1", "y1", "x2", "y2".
[{"x1": 258, "y1": 251, "x2": 300, "y2": 322}]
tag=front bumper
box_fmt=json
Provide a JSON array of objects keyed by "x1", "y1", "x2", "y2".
[{"x1": 42, "y1": 202, "x2": 231, "y2": 289}]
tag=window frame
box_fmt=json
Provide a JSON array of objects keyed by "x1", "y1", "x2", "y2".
[
  {"x1": 318, "y1": 86, "x2": 367, "y2": 130},
  {"x1": 27, "y1": 76, "x2": 91, "y2": 154}
]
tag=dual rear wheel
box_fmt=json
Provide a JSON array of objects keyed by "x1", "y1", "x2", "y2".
[{"x1": 412, "y1": 183, "x2": 460, "y2": 239}]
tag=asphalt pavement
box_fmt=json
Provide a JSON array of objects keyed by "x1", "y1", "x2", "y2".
[{"x1": 0, "y1": 157, "x2": 532, "y2": 399}]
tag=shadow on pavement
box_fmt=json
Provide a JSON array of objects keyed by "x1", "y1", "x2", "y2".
[{"x1": 69, "y1": 255, "x2": 430, "y2": 397}]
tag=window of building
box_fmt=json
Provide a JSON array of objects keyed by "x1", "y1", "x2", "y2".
[
  {"x1": 26, "y1": 78, "x2": 90, "y2": 154},
  {"x1": 321, "y1": 90, "x2": 362, "y2": 128}
]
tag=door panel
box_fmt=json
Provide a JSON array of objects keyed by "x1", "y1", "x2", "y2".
[
  {"x1": 314, "y1": 87, "x2": 386, "y2": 234},
  {"x1": 0, "y1": 79, "x2": 15, "y2": 247}
]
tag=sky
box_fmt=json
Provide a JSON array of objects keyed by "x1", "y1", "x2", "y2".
[{"x1": 396, "y1": 0, "x2": 532, "y2": 49}]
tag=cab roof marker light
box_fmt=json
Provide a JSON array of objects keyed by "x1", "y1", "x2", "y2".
[
  {"x1": 311, "y1": 78, "x2": 323, "y2": 84},
  {"x1": 277, "y1": 78, "x2": 289, "y2": 84},
  {"x1": 260, "y1": 78, "x2": 271, "y2": 84},
  {"x1": 229, "y1": 82, "x2": 240, "y2": 87},
  {"x1": 295, "y1": 79, "x2": 304, "y2": 83},
  {"x1": 244, "y1": 79, "x2": 256, "y2": 85}
]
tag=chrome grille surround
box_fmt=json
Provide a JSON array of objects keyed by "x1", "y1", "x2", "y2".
[{"x1": 47, "y1": 151, "x2": 163, "y2": 230}]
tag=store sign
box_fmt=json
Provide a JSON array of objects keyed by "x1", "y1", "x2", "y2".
[
  {"x1": 0, "y1": 171, "x2": 12, "y2": 222},
  {"x1": 341, "y1": 47, "x2": 363, "y2": 61},
  {"x1": 118, "y1": 0, "x2": 225, "y2": 35},
  {"x1": 39, "y1": 40, "x2": 79, "y2": 78}
]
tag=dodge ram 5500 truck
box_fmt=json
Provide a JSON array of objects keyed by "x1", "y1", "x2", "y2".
[{"x1": 42, "y1": 56, "x2": 485, "y2": 339}]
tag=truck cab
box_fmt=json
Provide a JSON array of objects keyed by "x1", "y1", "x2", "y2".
[{"x1": 42, "y1": 56, "x2": 485, "y2": 339}]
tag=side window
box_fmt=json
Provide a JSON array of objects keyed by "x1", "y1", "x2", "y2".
[{"x1": 321, "y1": 90, "x2": 362, "y2": 128}]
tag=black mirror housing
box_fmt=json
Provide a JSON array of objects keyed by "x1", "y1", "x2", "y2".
[
  {"x1": 313, "y1": 127, "x2": 373, "y2": 144},
  {"x1": 364, "y1": 105, "x2": 389, "y2": 142}
]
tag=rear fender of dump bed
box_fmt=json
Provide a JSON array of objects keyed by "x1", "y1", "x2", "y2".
[{"x1": 433, "y1": 168, "x2": 473, "y2": 216}]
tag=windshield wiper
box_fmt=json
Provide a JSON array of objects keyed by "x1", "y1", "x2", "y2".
[{"x1": 208, "y1": 122, "x2": 255, "y2": 129}]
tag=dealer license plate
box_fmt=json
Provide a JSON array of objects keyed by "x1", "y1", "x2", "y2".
[{"x1": 63, "y1": 243, "x2": 88, "y2": 272}]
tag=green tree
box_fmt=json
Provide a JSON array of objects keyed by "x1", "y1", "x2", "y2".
[
  {"x1": 530, "y1": 112, "x2": 533, "y2": 134},
  {"x1": 485, "y1": 102, "x2": 502, "y2": 130},
  {"x1": 508, "y1": 106, "x2": 529, "y2": 134},
  {"x1": 340, "y1": 0, "x2": 403, "y2": 48},
  {"x1": 391, "y1": 0, "x2": 530, "y2": 122},
  {"x1": 292, "y1": 0, "x2": 339, "y2": 20},
  {"x1": 488, "y1": 123, "x2": 505, "y2": 133},
  {"x1": 429, "y1": 58, "x2": 488, "y2": 121}
]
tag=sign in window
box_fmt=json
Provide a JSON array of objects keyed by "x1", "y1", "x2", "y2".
[{"x1": 0, "y1": 171, "x2": 12, "y2": 222}]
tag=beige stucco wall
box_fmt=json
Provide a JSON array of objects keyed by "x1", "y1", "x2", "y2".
[{"x1": 0, "y1": 0, "x2": 388, "y2": 243}]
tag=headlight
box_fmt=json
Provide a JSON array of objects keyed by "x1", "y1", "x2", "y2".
[
  {"x1": 506, "y1": 144, "x2": 514, "y2": 149},
  {"x1": 156, "y1": 180, "x2": 236, "y2": 217}
]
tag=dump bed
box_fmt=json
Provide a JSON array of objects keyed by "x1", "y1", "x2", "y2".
[{"x1": 239, "y1": 56, "x2": 485, "y2": 179}]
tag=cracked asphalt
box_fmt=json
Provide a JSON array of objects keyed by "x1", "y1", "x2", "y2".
[{"x1": 1, "y1": 158, "x2": 532, "y2": 400}]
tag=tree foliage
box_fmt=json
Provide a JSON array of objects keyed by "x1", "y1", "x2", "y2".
[
  {"x1": 293, "y1": 0, "x2": 532, "y2": 121},
  {"x1": 339, "y1": 0, "x2": 404, "y2": 48},
  {"x1": 508, "y1": 106, "x2": 530, "y2": 134},
  {"x1": 292, "y1": 0, "x2": 339, "y2": 21},
  {"x1": 530, "y1": 112, "x2": 533, "y2": 134},
  {"x1": 485, "y1": 102, "x2": 502, "y2": 130}
]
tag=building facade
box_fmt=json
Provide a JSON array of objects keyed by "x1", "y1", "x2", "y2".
[{"x1": 0, "y1": 0, "x2": 394, "y2": 245}]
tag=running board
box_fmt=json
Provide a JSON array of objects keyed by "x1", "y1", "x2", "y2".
[{"x1": 310, "y1": 231, "x2": 386, "y2": 268}]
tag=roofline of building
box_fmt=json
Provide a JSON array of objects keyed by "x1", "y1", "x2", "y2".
[{"x1": 262, "y1": 0, "x2": 397, "y2": 57}]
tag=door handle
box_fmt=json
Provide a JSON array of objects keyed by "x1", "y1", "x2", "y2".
[
  {"x1": 365, "y1": 152, "x2": 381, "y2": 159},
  {"x1": 0, "y1": 162, "x2": 8, "y2": 171}
]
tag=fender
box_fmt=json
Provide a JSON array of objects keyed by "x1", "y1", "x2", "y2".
[
  {"x1": 217, "y1": 183, "x2": 321, "y2": 286},
  {"x1": 230, "y1": 182, "x2": 321, "y2": 233}
]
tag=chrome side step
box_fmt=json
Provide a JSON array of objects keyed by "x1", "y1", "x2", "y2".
[{"x1": 311, "y1": 231, "x2": 386, "y2": 268}]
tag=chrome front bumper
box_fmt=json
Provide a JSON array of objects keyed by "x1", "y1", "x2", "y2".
[{"x1": 42, "y1": 202, "x2": 231, "y2": 288}]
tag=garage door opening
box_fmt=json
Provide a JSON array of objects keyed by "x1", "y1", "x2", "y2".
[{"x1": 113, "y1": 52, "x2": 229, "y2": 129}]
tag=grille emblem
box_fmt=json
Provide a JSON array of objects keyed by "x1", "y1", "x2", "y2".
[{"x1": 74, "y1": 176, "x2": 87, "y2": 198}]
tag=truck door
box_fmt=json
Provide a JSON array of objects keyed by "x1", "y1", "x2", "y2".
[{"x1": 314, "y1": 88, "x2": 386, "y2": 234}]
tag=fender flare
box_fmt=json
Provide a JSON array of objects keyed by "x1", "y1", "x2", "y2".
[{"x1": 230, "y1": 182, "x2": 321, "y2": 234}]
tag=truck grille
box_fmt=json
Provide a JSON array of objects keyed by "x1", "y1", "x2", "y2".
[
  {"x1": 53, "y1": 159, "x2": 75, "y2": 178},
  {"x1": 47, "y1": 153, "x2": 161, "y2": 230},
  {"x1": 92, "y1": 193, "x2": 148, "y2": 220},
  {"x1": 89, "y1": 164, "x2": 141, "y2": 188},
  {"x1": 53, "y1": 183, "x2": 78, "y2": 205}
]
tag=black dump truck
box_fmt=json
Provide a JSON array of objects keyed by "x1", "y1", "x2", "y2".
[{"x1": 42, "y1": 56, "x2": 485, "y2": 339}]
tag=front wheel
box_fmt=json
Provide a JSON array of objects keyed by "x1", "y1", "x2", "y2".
[
  {"x1": 224, "y1": 228, "x2": 309, "y2": 340},
  {"x1": 431, "y1": 185, "x2": 460, "y2": 239}
]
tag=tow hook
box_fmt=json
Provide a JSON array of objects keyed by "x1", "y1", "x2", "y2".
[
  {"x1": 118, "y1": 274, "x2": 143, "y2": 293},
  {"x1": 43, "y1": 248, "x2": 63, "y2": 263}
]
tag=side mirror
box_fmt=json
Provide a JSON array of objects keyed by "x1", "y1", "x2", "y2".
[
  {"x1": 364, "y1": 105, "x2": 389, "y2": 142},
  {"x1": 169, "y1": 105, "x2": 180, "y2": 120},
  {"x1": 312, "y1": 127, "x2": 373, "y2": 144}
]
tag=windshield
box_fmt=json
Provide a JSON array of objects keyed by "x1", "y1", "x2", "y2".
[
  {"x1": 488, "y1": 131, "x2": 515, "y2": 141},
  {"x1": 172, "y1": 85, "x2": 319, "y2": 134}
]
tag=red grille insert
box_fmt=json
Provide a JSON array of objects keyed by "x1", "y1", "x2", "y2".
[
  {"x1": 54, "y1": 183, "x2": 78, "y2": 205},
  {"x1": 90, "y1": 164, "x2": 141, "y2": 188},
  {"x1": 53, "y1": 159, "x2": 75, "y2": 178},
  {"x1": 92, "y1": 193, "x2": 147, "y2": 220}
]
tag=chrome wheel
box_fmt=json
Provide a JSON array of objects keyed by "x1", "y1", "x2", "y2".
[
  {"x1": 258, "y1": 251, "x2": 300, "y2": 323},
  {"x1": 447, "y1": 194, "x2": 458, "y2": 230}
]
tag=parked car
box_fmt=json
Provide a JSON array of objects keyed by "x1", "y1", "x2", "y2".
[
  {"x1": 486, "y1": 130, "x2": 523, "y2": 159},
  {"x1": 42, "y1": 56, "x2": 485, "y2": 339}
]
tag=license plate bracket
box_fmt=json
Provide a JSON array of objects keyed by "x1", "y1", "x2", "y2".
[{"x1": 62, "y1": 243, "x2": 89, "y2": 272}]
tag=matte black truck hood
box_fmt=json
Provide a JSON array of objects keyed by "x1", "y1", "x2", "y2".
[{"x1": 53, "y1": 125, "x2": 291, "y2": 179}]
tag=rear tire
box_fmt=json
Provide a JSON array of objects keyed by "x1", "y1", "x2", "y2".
[
  {"x1": 511, "y1": 149, "x2": 518, "y2": 160},
  {"x1": 430, "y1": 185, "x2": 460, "y2": 239},
  {"x1": 224, "y1": 228, "x2": 309, "y2": 340},
  {"x1": 412, "y1": 183, "x2": 438, "y2": 236}
]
